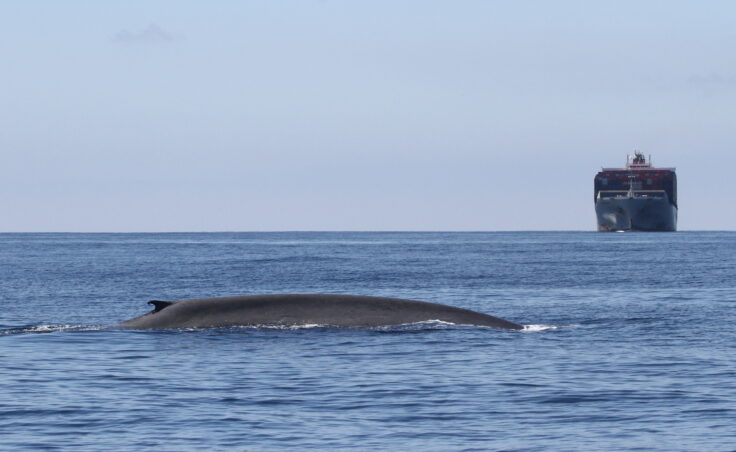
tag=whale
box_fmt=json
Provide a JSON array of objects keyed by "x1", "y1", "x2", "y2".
[{"x1": 116, "y1": 294, "x2": 523, "y2": 330}]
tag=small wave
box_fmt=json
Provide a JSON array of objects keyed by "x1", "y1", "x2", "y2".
[{"x1": 1, "y1": 325, "x2": 104, "y2": 336}]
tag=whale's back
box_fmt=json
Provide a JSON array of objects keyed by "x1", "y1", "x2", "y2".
[{"x1": 117, "y1": 294, "x2": 523, "y2": 330}]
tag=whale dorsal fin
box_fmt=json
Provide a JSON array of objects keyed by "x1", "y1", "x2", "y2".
[{"x1": 148, "y1": 300, "x2": 174, "y2": 313}]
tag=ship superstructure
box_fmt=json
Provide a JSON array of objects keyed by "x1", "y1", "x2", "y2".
[{"x1": 594, "y1": 152, "x2": 677, "y2": 231}]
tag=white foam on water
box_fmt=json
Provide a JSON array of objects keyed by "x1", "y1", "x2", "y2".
[
  {"x1": 234, "y1": 320, "x2": 461, "y2": 331},
  {"x1": 373, "y1": 319, "x2": 459, "y2": 331},
  {"x1": 284, "y1": 323, "x2": 327, "y2": 330},
  {"x1": 107, "y1": 322, "x2": 568, "y2": 333},
  {"x1": 1, "y1": 325, "x2": 104, "y2": 336},
  {"x1": 241, "y1": 323, "x2": 331, "y2": 330},
  {"x1": 522, "y1": 324, "x2": 559, "y2": 332},
  {"x1": 407, "y1": 319, "x2": 457, "y2": 326}
]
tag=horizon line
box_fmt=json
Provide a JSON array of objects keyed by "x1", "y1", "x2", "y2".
[{"x1": 0, "y1": 229, "x2": 731, "y2": 234}]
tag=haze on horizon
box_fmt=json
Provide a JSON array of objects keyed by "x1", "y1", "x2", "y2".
[{"x1": 2, "y1": 1, "x2": 735, "y2": 232}]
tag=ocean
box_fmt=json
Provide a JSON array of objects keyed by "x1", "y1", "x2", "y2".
[{"x1": 1, "y1": 232, "x2": 734, "y2": 451}]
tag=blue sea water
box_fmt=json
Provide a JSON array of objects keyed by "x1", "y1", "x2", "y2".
[{"x1": 1, "y1": 232, "x2": 734, "y2": 451}]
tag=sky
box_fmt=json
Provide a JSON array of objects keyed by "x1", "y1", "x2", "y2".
[{"x1": 1, "y1": 0, "x2": 735, "y2": 231}]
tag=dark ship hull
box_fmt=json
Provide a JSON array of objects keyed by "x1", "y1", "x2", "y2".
[
  {"x1": 595, "y1": 195, "x2": 677, "y2": 231},
  {"x1": 594, "y1": 152, "x2": 677, "y2": 232}
]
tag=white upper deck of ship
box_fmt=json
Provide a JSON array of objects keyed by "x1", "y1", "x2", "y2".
[{"x1": 601, "y1": 151, "x2": 676, "y2": 172}]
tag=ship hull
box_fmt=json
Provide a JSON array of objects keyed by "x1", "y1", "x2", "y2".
[{"x1": 595, "y1": 197, "x2": 677, "y2": 232}]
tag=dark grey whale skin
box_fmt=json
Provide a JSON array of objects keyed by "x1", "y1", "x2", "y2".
[{"x1": 116, "y1": 294, "x2": 523, "y2": 330}]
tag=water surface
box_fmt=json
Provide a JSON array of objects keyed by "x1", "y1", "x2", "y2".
[{"x1": 1, "y1": 232, "x2": 734, "y2": 450}]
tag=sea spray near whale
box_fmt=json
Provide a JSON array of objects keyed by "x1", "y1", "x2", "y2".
[{"x1": 116, "y1": 294, "x2": 524, "y2": 330}]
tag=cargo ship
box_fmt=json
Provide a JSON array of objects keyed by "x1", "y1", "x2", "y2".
[{"x1": 594, "y1": 151, "x2": 677, "y2": 231}]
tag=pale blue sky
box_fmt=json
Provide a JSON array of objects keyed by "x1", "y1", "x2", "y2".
[{"x1": 1, "y1": 1, "x2": 734, "y2": 231}]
